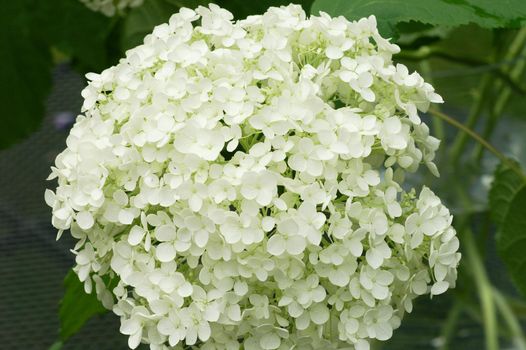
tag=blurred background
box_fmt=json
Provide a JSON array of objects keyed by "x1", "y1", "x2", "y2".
[{"x1": 1, "y1": 0, "x2": 526, "y2": 349}]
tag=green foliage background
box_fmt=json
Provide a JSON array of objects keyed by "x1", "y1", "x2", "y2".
[{"x1": 2, "y1": 0, "x2": 526, "y2": 349}]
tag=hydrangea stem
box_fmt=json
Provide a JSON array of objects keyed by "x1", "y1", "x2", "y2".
[
  {"x1": 396, "y1": 46, "x2": 487, "y2": 67},
  {"x1": 463, "y1": 228, "x2": 498, "y2": 350},
  {"x1": 493, "y1": 288, "x2": 526, "y2": 350},
  {"x1": 449, "y1": 74, "x2": 491, "y2": 164},
  {"x1": 472, "y1": 27, "x2": 526, "y2": 162},
  {"x1": 428, "y1": 109, "x2": 526, "y2": 181},
  {"x1": 438, "y1": 301, "x2": 463, "y2": 350},
  {"x1": 506, "y1": 296, "x2": 526, "y2": 318},
  {"x1": 48, "y1": 341, "x2": 63, "y2": 350},
  {"x1": 396, "y1": 45, "x2": 523, "y2": 89}
]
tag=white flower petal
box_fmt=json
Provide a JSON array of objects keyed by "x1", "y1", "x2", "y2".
[
  {"x1": 267, "y1": 235, "x2": 286, "y2": 256},
  {"x1": 156, "y1": 225, "x2": 177, "y2": 242},
  {"x1": 286, "y1": 235, "x2": 306, "y2": 255},
  {"x1": 156, "y1": 243, "x2": 176, "y2": 262},
  {"x1": 128, "y1": 225, "x2": 146, "y2": 246},
  {"x1": 310, "y1": 303, "x2": 330, "y2": 325},
  {"x1": 76, "y1": 211, "x2": 94, "y2": 230},
  {"x1": 260, "y1": 333, "x2": 281, "y2": 350},
  {"x1": 431, "y1": 281, "x2": 449, "y2": 295}
]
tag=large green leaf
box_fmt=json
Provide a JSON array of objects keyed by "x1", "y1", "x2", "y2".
[
  {"x1": 489, "y1": 160, "x2": 525, "y2": 225},
  {"x1": 0, "y1": 0, "x2": 115, "y2": 150},
  {"x1": 467, "y1": 0, "x2": 526, "y2": 28},
  {"x1": 59, "y1": 270, "x2": 108, "y2": 341},
  {"x1": 0, "y1": 0, "x2": 52, "y2": 149},
  {"x1": 310, "y1": 0, "x2": 526, "y2": 37},
  {"x1": 35, "y1": 0, "x2": 116, "y2": 71},
  {"x1": 490, "y1": 160, "x2": 526, "y2": 297},
  {"x1": 497, "y1": 186, "x2": 526, "y2": 297}
]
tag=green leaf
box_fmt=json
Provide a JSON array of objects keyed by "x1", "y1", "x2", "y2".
[
  {"x1": 465, "y1": 0, "x2": 526, "y2": 28},
  {"x1": 490, "y1": 160, "x2": 526, "y2": 297},
  {"x1": 497, "y1": 186, "x2": 526, "y2": 297},
  {"x1": 0, "y1": 0, "x2": 116, "y2": 149},
  {"x1": 59, "y1": 270, "x2": 108, "y2": 341},
  {"x1": 0, "y1": 0, "x2": 52, "y2": 149},
  {"x1": 35, "y1": 0, "x2": 115, "y2": 71},
  {"x1": 310, "y1": 0, "x2": 526, "y2": 38},
  {"x1": 489, "y1": 160, "x2": 526, "y2": 225}
]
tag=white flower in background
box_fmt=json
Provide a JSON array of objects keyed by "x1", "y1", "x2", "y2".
[
  {"x1": 80, "y1": 0, "x2": 144, "y2": 16},
  {"x1": 47, "y1": 4, "x2": 460, "y2": 349}
]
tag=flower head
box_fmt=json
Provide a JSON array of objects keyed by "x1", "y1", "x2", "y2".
[{"x1": 47, "y1": 4, "x2": 460, "y2": 349}]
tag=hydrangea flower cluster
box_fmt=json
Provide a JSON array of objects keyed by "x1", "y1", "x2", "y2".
[
  {"x1": 79, "y1": 0, "x2": 144, "y2": 16},
  {"x1": 46, "y1": 4, "x2": 460, "y2": 349}
]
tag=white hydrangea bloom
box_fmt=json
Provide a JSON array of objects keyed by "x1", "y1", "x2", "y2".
[
  {"x1": 46, "y1": 4, "x2": 460, "y2": 349},
  {"x1": 79, "y1": 0, "x2": 144, "y2": 16}
]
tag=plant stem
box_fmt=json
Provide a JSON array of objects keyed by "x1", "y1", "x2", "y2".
[
  {"x1": 463, "y1": 228, "x2": 499, "y2": 350},
  {"x1": 439, "y1": 301, "x2": 463, "y2": 350},
  {"x1": 449, "y1": 74, "x2": 490, "y2": 164},
  {"x1": 397, "y1": 45, "x2": 525, "y2": 91},
  {"x1": 473, "y1": 27, "x2": 526, "y2": 162},
  {"x1": 428, "y1": 109, "x2": 526, "y2": 180},
  {"x1": 479, "y1": 212, "x2": 492, "y2": 259},
  {"x1": 493, "y1": 288, "x2": 526, "y2": 350},
  {"x1": 396, "y1": 46, "x2": 488, "y2": 67},
  {"x1": 506, "y1": 295, "x2": 526, "y2": 319},
  {"x1": 48, "y1": 341, "x2": 63, "y2": 350}
]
